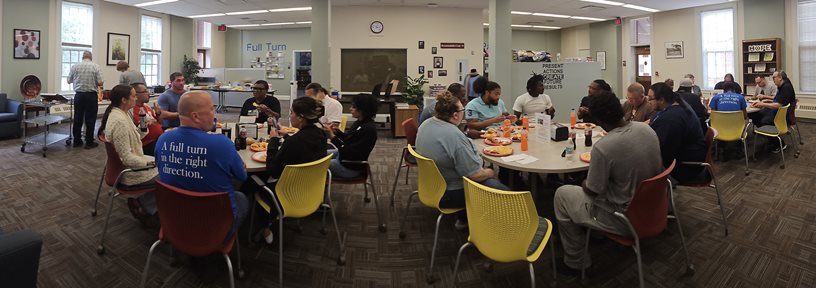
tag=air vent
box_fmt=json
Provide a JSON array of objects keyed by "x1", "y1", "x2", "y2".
[
  {"x1": 249, "y1": 19, "x2": 268, "y2": 24},
  {"x1": 525, "y1": 21, "x2": 543, "y2": 25},
  {"x1": 217, "y1": 0, "x2": 248, "y2": 4},
  {"x1": 579, "y1": 5, "x2": 606, "y2": 12},
  {"x1": 240, "y1": 17, "x2": 251, "y2": 20}
]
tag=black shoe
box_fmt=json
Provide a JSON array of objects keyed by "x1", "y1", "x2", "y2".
[
  {"x1": 72, "y1": 140, "x2": 84, "y2": 147},
  {"x1": 555, "y1": 260, "x2": 585, "y2": 277},
  {"x1": 772, "y1": 144, "x2": 788, "y2": 153},
  {"x1": 85, "y1": 141, "x2": 99, "y2": 149}
]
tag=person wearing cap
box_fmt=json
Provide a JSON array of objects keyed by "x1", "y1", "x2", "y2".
[
  {"x1": 623, "y1": 83, "x2": 654, "y2": 122},
  {"x1": 753, "y1": 76, "x2": 778, "y2": 99},
  {"x1": 715, "y1": 73, "x2": 743, "y2": 94},
  {"x1": 677, "y1": 78, "x2": 709, "y2": 130},
  {"x1": 684, "y1": 74, "x2": 703, "y2": 96},
  {"x1": 749, "y1": 71, "x2": 796, "y2": 153},
  {"x1": 239, "y1": 80, "x2": 281, "y2": 123}
]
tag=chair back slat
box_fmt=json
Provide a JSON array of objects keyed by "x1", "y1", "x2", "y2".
[
  {"x1": 406, "y1": 145, "x2": 447, "y2": 210},
  {"x1": 275, "y1": 154, "x2": 333, "y2": 218},
  {"x1": 625, "y1": 160, "x2": 676, "y2": 240},
  {"x1": 101, "y1": 137, "x2": 126, "y2": 187},
  {"x1": 402, "y1": 118, "x2": 418, "y2": 146},
  {"x1": 154, "y1": 181, "x2": 234, "y2": 256},
  {"x1": 709, "y1": 111, "x2": 746, "y2": 142},
  {"x1": 774, "y1": 105, "x2": 790, "y2": 135},
  {"x1": 463, "y1": 177, "x2": 539, "y2": 262}
]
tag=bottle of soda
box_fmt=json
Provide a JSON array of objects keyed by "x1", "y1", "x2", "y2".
[
  {"x1": 570, "y1": 109, "x2": 577, "y2": 128},
  {"x1": 520, "y1": 129, "x2": 529, "y2": 151},
  {"x1": 584, "y1": 127, "x2": 593, "y2": 147},
  {"x1": 211, "y1": 118, "x2": 217, "y2": 133},
  {"x1": 522, "y1": 115, "x2": 529, "y2": 130},
  {"x1": 222, "y1": 125, "x2": 232, "y2": 139},
  {"x1": 138, "y1": 108, "x2": 147, "y2": 132},
  {"x1": 239, "y1": 127, "x2": 248, "y2": 150}
]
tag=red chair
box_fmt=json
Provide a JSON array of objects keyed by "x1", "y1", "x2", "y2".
[
  {"x1": 581, "y1": 160, "x2": 694, "y2": 288},
  {"x1": 139, "y1": 181, "x2": 243, "y2": 288},
  {"x1": 390, "y1": 118, "x2": 419, "y2": 207},
  {"x1": 92, "y1": 134, "x2": 156, "y2": 255},
  {"x1": 677, "y1": 127, "x2": 729, "y2": 236}
]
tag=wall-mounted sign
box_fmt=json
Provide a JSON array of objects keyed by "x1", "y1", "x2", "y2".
[
  {"x1": 246, "y1": 43, "x2": 288, "y2": 52},
  {"x1": 440, "y1": 42, "x2": 465, "y2": 49}
]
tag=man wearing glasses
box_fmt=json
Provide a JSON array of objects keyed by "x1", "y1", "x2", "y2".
[
  {"x1": 240, "y1": 80, "x2": 281, "y2": 123},
  {"x1": 130, "y1": 83, "x2": 164, "y2": 156}
]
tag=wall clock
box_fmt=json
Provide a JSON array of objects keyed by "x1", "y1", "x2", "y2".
[{"x1": 370, "y1": 21, "x2": 384, "y2": 34}]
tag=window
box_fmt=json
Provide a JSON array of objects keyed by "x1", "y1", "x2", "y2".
[
  {"x1": 631, "y1": 17, "x2": 651, "y2": 45},
  {"x1": 196, "y1": 21, "x2": 212, "y2": 68},
  {"x1": 141, "y1": 15, "x2": 162, "y2": 86},
  {"x1": 60, "y1": 1, "x2": 94, "y2": 92},
  {"x1": 700, "y1": 8, "x2": 735, "y2": 89},
  {"x1": 799, "y1": 0, "x2": 816, "y2": 92}
]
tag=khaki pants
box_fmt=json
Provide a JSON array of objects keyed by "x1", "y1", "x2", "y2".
[{"x1": 554, "y1": 185, "x2": 631, "y2": 269}]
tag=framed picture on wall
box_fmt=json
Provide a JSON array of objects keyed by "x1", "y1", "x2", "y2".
[
  {"x1": 433, "y1": 56, "x2": 443, "y2": 68},
  {"x1": 432, "y1": 47, "x2": 437, "y2": 54},
  {"x1": 438, "y1": 70, "x2": 448, "y2": 76},
  {"x1": 427, "y1": 70, "x2": 433, "y2": 78},
  {"x1": 418, "y1": 41, "x2": 425, "y2": 49},
  {"x1": 107, "y1": 33, "x2": 130, "y2": 66},
  {"x1": 418, "y1": 66, "x2": 425, "y2": 74},
  {"x1": 665, "y1": 41, "x2": 684, "y2": 59},
  {"x1": 596, "y1": 51, "x2": 606, "y2": 70},
  {"x1": 13, "y1": 29, "x2": 40, "y2": 59}
]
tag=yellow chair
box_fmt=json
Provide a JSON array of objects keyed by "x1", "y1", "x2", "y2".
[
  {"x1": 249, "y1": 154, "x2": 345, "y2": 287},
  {"x1": 339, "y1": 115, "x2": 348, "y2": 132},
  {"x1": 453, "y1": 177, "x2": 556, "y2": 288},
  {"x1": 710, "y1": 111, "x2": 750, "y2": 175},
  {"x1": 398, "y1": 144, "x2": 462, "y2": 284},
  {"x1": 753, "y1": 105, "x2": 799, "y2": 169}
]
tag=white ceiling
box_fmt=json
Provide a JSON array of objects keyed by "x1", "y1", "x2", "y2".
[{"x1": 105, "y1": 0, "x2": 732, "y2": 30}]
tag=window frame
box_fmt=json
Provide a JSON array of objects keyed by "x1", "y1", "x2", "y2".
[
  {"x1": 59, "y1": 1, "x2": 95, "y2": 93},
  {"x1": 140, "y1": 14, "x2": 163, "y2": 87},
  {"x1": 797, "y1": 0, "x2": 816, "y2": 93},
  {"x1": 699, "y1": 7, "x2": 737, "y2": 90}
]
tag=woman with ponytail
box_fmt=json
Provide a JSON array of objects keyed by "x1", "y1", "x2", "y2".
[{"x1": 99, "y1": 84, "x2": 158, "y2": 226}]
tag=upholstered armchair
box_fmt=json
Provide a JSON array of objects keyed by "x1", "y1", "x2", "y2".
[
  {"x1": 0, "y1": 93, "x2": 24, "y2": 139},
  {"x1": 0, "y1": 229, "x2": 43, "y2": 288}
]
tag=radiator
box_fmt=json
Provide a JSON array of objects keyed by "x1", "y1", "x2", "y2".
[{"x1": 797, "y1": 100, "x2": 816, "y2": 119}]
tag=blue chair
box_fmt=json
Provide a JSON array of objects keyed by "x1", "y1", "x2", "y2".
[
  {"x1": 0, "y1": 229, "x2": 43, "y2": 288},
  {"x1": 0, "y1": 93, "x2": 24, "y2": 139}
]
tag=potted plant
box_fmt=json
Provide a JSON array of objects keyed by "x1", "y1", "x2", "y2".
[
  {"x1": 403, "y1": 74, "x2": 426, "y2": 109},
  {"x1": 182, "y1": 54, "x2": 202, "y2": 85}
]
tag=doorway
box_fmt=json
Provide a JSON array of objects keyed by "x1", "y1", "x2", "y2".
[
  {"x1": 292, "y1": 50, "x2": 312, "y2": 98},
  {"x1": 635, "y1": 46, "x2": 651, "y2": 89}
]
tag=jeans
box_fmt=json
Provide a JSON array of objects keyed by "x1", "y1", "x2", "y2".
[
  {"x1": 439, "y1": 178, "x2": 509, "y2": 221},
  {"x1": 330, "y1": 158, "x2": 365, "y2": 179},
  {"x1": 73, "y1": 92, "x2": 98, "y2": 143}
]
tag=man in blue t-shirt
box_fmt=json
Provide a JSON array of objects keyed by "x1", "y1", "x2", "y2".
[
  {"x1": 709, "y1": 82, "x2": 748, "y2": 117},
  {"x1": 154, "y1": 91, "x2": 249, "y2": 234},
  {"x1": 157, "y1": 72, "x2": 185, "y2": 128}
]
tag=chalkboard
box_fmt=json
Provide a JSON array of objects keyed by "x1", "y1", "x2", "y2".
[{"x1": 341, "y1": 49, "x2": 407, "y2": 93}]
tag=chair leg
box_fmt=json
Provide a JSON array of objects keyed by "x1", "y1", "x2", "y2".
[
  {"x1": 222, "y1": 253, "x2": 236, "y2": 288},
  {"x1": 91, "y1": 166, "x2": 107, "y2": 216},
  {"x1": 789, "y1": 133, "x2": 800, "y2": 157},
  {"x1": 452, "y1": 242, "x2": 472, "y2": 286},
  {"x1": 632, "y1": 240, "x2": 645, "y2": 288},
  {"x1": 550, "y1": 237, "x2": 557, "y2": 286},
  {"x1": 234, "y1": 238, "x2": 244, "y2": 279},
  {"x1": 363, "y1": 181, "x2": 371, "y2": 203},
  {"x1": 248, "y1": 202, "x2": 257, "y2": 245},
  {"x1": 710, "y1": 175, "x2": 729, "y2": 236},
  {"x1": 390, "y1": 153, "x2": 405, "y2": 207},
  {"x1": 580, "y1": 228, "x2": 592, "y2": 281},
  {"x1": 777, "y1": 136, "x2": 786, "y2": 169},
  {"x1": 529, "y1": 262, "x2": 536, "y2": 288},
  {"x1": 752, "y1": 132, "x2": 758, "y2": 161},
  {"x1": 796, "y1": 125, "x2": 804, "y2": 145},
  {"x1": 427, "y1": 213, "x2": 444, "y2": 284},
  {"x1": 139, "y1": 240, "x2": 162, "y2": 288},
  {"x1": 670, "y1": 183, "x2": 696, "y2": 274},
  {"x1": 328, "y1": 196, "x2": 347, "y2": 266},
  {"x1": 278, "y1": 218, "x2": 284, "y2": 286},
  {"x1": 405, "y1": 165, "x2": 410, "y2": 184},
  {"x1": 368, "y1": 179, "x2": 387, "y2": 232},
  {"x1": 320, "y1": 204, "x2": 328, "y2": 235},
  {"x1": 398, "y1": 191, "x2": 419, "y2": 239},
  {"x1": 741, "y1": 139, "x2": 750, "y2": 176},
  {"x1": 97, "y1": 188, "x2": 118, "y2": 255}
]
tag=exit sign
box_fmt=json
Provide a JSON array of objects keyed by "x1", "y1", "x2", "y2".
[{"x1": 217, "y1": 24, "x2": 227, "y2": 32}]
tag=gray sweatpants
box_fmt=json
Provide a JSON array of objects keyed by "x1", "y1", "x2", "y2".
[{"x1": 554, "y1": 185, "x2": 631, "y2": 269}]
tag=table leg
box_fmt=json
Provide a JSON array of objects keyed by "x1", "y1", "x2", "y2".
[{"x1": 529, "y1": 172, "x2": 538, "y2": 199}]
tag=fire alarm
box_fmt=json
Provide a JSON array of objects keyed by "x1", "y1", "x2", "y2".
[
  {"x1": 217, "y1": 24, "x2": 227, "y2": 32},
  {"x1": 615, "y1": 17, "x2": 622, "y2": 26}
]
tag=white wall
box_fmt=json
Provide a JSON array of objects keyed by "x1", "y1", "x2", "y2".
[
  {"x1": 486, "y1": 29, "x2": 561, "y2": 54},
  {"x1": 330, "y1": 6, "x2": 484, "y2": 91},
  {"x1": 560, "y1": 24, "x2": 590, "y2": 58}
]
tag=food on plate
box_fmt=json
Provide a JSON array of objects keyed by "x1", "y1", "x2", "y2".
[
  {"x1": 251, "y1": 152, "x2": 267, "y2": 163},
  {"x1": 511, "y1": 132, "x2": 522, "y2": 141},
  {"x1": 484, "y1": 137, "x2": 512, "y2": 146},
  {"x1": 216, "y1": 122, "x2": 225, "y2": 128},
  {"x1": 250, "y1": 142, "x2": 268, "y2": 152},
  {"x1": 483, "y1": 146, "x2": 513, "y2": 156},
  {"x1": 580, "y1": 152, "x2": 591, "y2": 163},
  {"x1": 280, "y1": 126, "x2": 299, "y2": 134},
  {"x1": 574, "y1": 123, "x2": 596, "y2": 129}
]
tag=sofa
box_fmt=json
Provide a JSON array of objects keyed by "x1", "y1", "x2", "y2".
[
  {"x1": 0, "y1": 93, "x2": 24, "y2": 139},
  {"x1": 0, "y1": 229, "x2": 43, "y2": 288}
]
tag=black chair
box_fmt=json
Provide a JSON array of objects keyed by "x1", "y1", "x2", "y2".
[
  {"x1": 0, "y1": 229, "x2": 43, "y2": 288},
  {"x1": 371, "y1": 84, "x2": 383, "y2": 98}
]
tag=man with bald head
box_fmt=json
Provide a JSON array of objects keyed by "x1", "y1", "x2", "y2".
[
  {"x1": 154, "y1": 91, "x2": 249, "y2": 241},
  {"x1": 623, "y1": 83, "x2": 654, "y2": 122},
  {"x1": 68, "y1": 50, "x2": 103, "y2": 148}
]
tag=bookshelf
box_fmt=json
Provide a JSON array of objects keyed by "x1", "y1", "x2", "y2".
[{"x1": 742, "y1": 38, "x2": 780, "y2": 95}]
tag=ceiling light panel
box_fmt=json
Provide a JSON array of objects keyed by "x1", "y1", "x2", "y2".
[
  {"x1": 570, "y1": 16, "x2": 607, "y2": 21},
  {"x1": 224, "y1": 10, "x2": 268, "y2": 15},
  {"x1": 189, "y1": 13, "x2": 225, "y2": 18},
  {"x1": 268, "y1": 7, "x2": 312, "y2": 13},
  {"x1": 532, "y1": 13, "x2": 571, "y2": 18},
  {"x1": 511, "y1": 11, "x2": 533, "y2": 15},
  {"x1": 622, "y1": 4, "x2": 660, "y2": 12},
  {"x1": 581, "y1": 0, "x2": 624, "y2": 6},
  {"x1": 134, "y1": 0, "x2": 178, "y2": 7}
]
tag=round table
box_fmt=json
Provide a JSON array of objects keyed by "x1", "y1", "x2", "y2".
[
  {"x1": 471, "y1": 125, "x2": 604, "y2": 174},
  {"x1": 216, "y1": 122, "x2": 269, "y2": 173}
]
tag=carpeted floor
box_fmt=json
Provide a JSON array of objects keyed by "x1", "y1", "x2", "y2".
[{"x1": 1, "y1": 107, "x2": 814, "y2": 288}]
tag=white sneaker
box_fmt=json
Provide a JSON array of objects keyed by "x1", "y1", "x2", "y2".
[
  {"x1": 454, "y1": 220, "x2": 468, "y2": 231},
  {"x1": 263, "y1": 228, "x2": 274, "y2": 244}
]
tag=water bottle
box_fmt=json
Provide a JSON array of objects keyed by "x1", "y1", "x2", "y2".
[
  {"x1": 138, "y1": 108, "x2": 147, "y2": 132},
  {"x1": 565, "y1": 129, "x2": 575, "y2": 159}
]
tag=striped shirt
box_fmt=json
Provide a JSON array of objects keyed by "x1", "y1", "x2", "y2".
[{"x1": 68, "y1": 59, "x2": 103, "y2": 92}]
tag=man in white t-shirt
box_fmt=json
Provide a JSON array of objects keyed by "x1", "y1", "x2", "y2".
[
  {"x1": 305, "y1": 82, "x2": 342, "y2": 125},
  {"x1": 513, "y1": 74, "x2": 555, "y2": 121}
]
